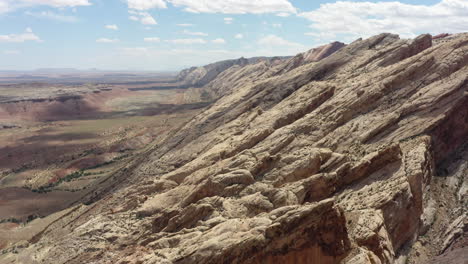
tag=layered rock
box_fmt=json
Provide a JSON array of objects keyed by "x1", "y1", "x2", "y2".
[
  {"x1": 176, "y1": 56, "x2": 287, "y2": 88},
  {"x1": 1, "y1": 33, "x2": 467, "y2": 264}
]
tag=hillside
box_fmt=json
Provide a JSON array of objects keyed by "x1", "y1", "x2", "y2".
[{"x1": 1, "y1": 32, "x2": 467, "y2": 264}]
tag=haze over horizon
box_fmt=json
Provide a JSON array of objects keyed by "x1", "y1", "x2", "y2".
[{"x1": 0, "y1": 0, "x2": 467, "y2": 71}]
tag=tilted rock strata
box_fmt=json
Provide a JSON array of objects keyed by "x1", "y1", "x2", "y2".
[
  {"x1": 176, "y1": 56, "x2": 288, "y2": 88},
  {"x1": 1, "y1": 33, "x2": 467, "y2": 264}
]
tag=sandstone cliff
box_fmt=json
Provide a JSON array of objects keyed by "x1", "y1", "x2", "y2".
[{"x1": 1, "y1": 33, "x2": 467, "y2": 264}]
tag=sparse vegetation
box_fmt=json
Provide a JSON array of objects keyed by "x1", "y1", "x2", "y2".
[
  {"x1": 0, "y1": 218, "x2": 20, "y2": 224},
  {"x1": 30, "y1": 154, "x2": 130, "y2": 193}
]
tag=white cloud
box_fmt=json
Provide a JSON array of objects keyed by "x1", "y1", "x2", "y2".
[
  {"x1": 212, "y1": 38, "x2": 226, "y2": 44},
  {"x1": 21, "y1": 0, "x2": 90, "y2": 7},
  {"x1": 127, "y1": 0, "x2": 166, "y2": 10},
  {"x1": 128, "y1": 10, "x2": 157, "y2": 25},
  {"x1": 304, "y1": 31, "x2": 338, "y2": 43},
  {"x1": 182, "y1": 30, "x2": 208, "y2": 36},
  {"x1": 166, "y1": 38, "x2": 207, "y2": 44},
  {"x1": 96, "y1": 38, "x2": 119, "y2": 43},
  {"x1": 300, "y1": 0, "x2": 468, "y2": 40},
  {"x1": 224, "y1": 17, "x2": 233, "y2": 24},
  {"x1": 177, "y1": 23, "x2": 194, "y2": 27},
  {"x1": 258, "y1": 35, "x2": 302, "y2": 47},
  {"x1": 124, "y1": 0, "x2": 297, "y2": 24},
  {"x1": 3, "y1": 50, "x2": 20, "y2": 55},
  {"x1": 140, "y1": 13, "x2": 157, "y2": 25},
  {"x1": 0, "y1": 28, "x2": 41, "y2": 43},
  {"x1": 0, "y1": 2, "x2": 10, "y2": 13},
  {"x1": 105, "y1": 24, "x2": 119, "y2": 30},
  {"x1": 234, "y1": 33, "x2": 243, "y2": 39},
  {"x1": 144, "y1": 37, "x2": 160, "y2": 42},
  {"x1": 276, "y1": 12, "x2": 290, "y2": 17},
  {"x1": 24, "y1": 10, "x2": 78, "y2": 22},
  {"x1": 168, "y1": 0, "x2": 296, "y2": 14},
  {"x1": 0, "y1": 0, "x2": 91, "y2": 13},
  {"x1": 257, "y1": 34, "x2": 305, "y2": 55}
]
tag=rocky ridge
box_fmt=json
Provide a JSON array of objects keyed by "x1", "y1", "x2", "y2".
[
  {"x1": 1, "y1": 32, "x2": 467, "y2": 264},
  {"x1": 176, "y1": 56, "x2": 287, "y2": 88}
]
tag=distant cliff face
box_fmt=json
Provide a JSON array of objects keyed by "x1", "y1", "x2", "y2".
[
  {"x1": 175, "y1": 43, "x2": 346, "y2": 89},
  {"x1": 176, "y1": 43, "x2": 345, "y2": 99},
  {"x1": 303, "y1": 41, "x2": 346, "y2": 62},
  {"x1": 176, "y1": 56, "x2": 289, "y2": 88},
  {"x1": 2, "y1": 33, "x2": 467, "y2": 264}
]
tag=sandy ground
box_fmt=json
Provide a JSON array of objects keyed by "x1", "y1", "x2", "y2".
[{"x1": 0, "y1": 187, "x2": 82, "y2": 221}]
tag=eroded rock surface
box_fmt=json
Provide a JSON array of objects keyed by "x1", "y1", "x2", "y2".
[{"x1": 1, "y1": 33, "x2": 467, "y2": 264}]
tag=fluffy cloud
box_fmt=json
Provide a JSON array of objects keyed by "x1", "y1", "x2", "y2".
[
  {"x1": 124, "y1": 0, "x2": 296, "y2": 26},
  {"x1": 182, "y1": 30, "x2": 208, "y2": 36},
  {"x1": 96, "y1": 38, "x2": 119, "y2": 43},
  {"x1": 303, "y1": 31, "x2": 338, "y2": 45},
  {"x1": 234, "y1": 33, "x2": 243, "y2": 39},
  {"x1": 141, "y1": 15, "x2": 156, "y2": 24},
  {"x1": 257, "y1": 34, "x2": 305, "y2": 55},
  {"x1": 126, "y1": 1, "x2": 160, "y2": 25},
  {"x1": 0, "y1": 28, "x2": 42, "y2": 43},
  {"x1": 276, "y1": 12, "x2": 290, "y2": 17},
  {"x1": 24, "y1": 10, "x2": 78, "y2": 22},
  {"x1": 105, "y1": 24, "x2": 119, "y2": 30},
  {"x1": 300, "y1": 0, "x2": 468, "y2": 40},
  {"x1": 258, "y1": 35, "x2": 302, "y2": 47},
  {"x1": 0, "y1": 2, "x2": 10, "y2": 13},
  {"x1": 212, "y1": 38, "x2": 226, "y2": 44},
  {"x1": 0, "y1": 0, "x2": 91, "y2": 13},
  {"x1": 128, "y1": 10, "x2": 157, "y2": 25},
  {"x1": 124, "y1": 0, "x2": 296, "y2": 14},
  {"x1": 144, "y1": 37, "x2": 160, "y2": 42},
  {"x1": 20, "y1": 0, "x2": 90, "y2": 7},
  {"x1": 127, "y1": 0, "x2": 166, "y2": 10},
  {"x1": 166, "y1": 38, "x2": 207, "y2": 44},
  {"x1": 168, "y1": 0, "x2": 296, "y2": 14}
]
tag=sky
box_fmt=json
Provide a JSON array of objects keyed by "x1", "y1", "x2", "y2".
[{"x1": 0, "y1": 0, "x2": 466, "y2": 71}]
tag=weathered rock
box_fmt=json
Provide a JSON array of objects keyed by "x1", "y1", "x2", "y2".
[{"x1": 2, "y1": 33, "x2": 467, "y2": 264}]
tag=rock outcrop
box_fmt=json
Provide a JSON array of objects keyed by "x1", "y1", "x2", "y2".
[
  {"x1": 176, "y1": 56, "x2": 288, "y2": 88},
  {"x1": 1, "y1": 33, "x2": 467, "y2": 264}
]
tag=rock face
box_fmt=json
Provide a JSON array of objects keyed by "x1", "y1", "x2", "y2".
[
  {"x1": 1, "y1": 33, "x2": 467, "y2": 264},
  {"x1": 176, "y1": 56, "x2": 288, "y2": 88},
  {"x1": 277, "y1": 41, "x2": 345, "y2": 74}
]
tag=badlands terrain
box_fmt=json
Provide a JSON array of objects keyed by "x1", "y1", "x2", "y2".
[{"x1": 0, "y1": 33, "x2": 467, "y2": 264}]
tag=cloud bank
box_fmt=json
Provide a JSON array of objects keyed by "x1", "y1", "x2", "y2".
[{"x1": 301, "y1": 0, "x2": 468, "y2": 41}]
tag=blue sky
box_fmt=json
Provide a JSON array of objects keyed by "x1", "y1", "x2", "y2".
[{"x1": 0, "y1": 0, "x2": 466, "y2": 71}]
